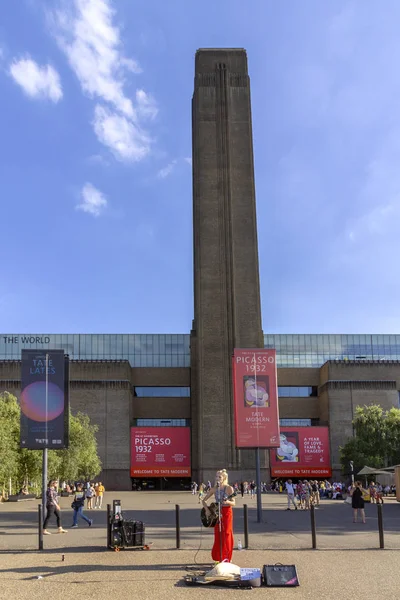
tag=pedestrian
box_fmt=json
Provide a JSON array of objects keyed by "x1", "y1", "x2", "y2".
[
  {"x1": 95, "y1": 482, "x2": 105, "y2": 508},
  {"x1": 198, "y1": 482, "x2": 205, "y2": 504},
  {"x1": 43, "y1": 480, "x2": 68, "y2": 535},
  {"x1": 250, "y1": 480, "x2": 256, "y2": 499},
  {"x1": 311, "y1": 480, "x2": 320, "y2": 506},
  {"x1": 285, "y1": 479, "x2": 298, "y2": 510},
  {"x1": 240, "y1": 481, "x2": 244, "y2": 497},
  {"x1": 86, "y1": 483, "x2": 95, "y2": 509},
  {"x1": 71, "y1": 484, "x2": 93, "y2": 528},
  {"x1": 350, "y1": 481, "x2": 367, "y2": 523}
]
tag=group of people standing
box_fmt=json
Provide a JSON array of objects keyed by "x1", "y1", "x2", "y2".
[{"x1": 285, "y1": 479, "x2": 321, "y2": 510}]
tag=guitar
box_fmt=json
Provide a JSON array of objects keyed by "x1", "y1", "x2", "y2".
[{"x1": 201, "y1": 491, "x2": 237, "y2": 528}]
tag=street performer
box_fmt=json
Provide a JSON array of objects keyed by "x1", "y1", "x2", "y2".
[{"x1": 202, "y1": 469, "x2": 235, "y2": 562}]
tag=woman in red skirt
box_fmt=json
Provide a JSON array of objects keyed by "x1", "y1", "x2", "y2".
[{"x1": 202, "y1": 469, "x2": 235, "y2": 562}]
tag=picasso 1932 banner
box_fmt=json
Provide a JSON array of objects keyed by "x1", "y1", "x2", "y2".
[
  {"x1": 233, "y1": 348, "x2": 280, "y2": 448},
  {"x1": 130, "y1": 427, "x2": 191, "y2": 477},
  {"x1": 270, "y1": 426, "x2": 331, "y2": 478},
  {"x1": 20, "y1": 349, "x2": 69, "y2": 449}
]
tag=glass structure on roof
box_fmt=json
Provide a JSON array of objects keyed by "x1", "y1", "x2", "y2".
[{"x1": 0, "y1": 333, "x2": 399, "y2": 368}]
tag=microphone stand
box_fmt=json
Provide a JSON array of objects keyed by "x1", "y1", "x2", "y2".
[{"x1": 216, "y1": 481, "x2": 223, "y2": 562}]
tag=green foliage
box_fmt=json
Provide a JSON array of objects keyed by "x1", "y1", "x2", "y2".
[
  {"x1": 56, "y1": 412, "x2": 102, "y2": 481},
  {"x1": 0, "y1": 392, "x2": 20, "y2": 489},
  {"x1": 0, "y1": 391, "x2": 102, "y2": 494},
  {"x1": 340, "y1": 404, "x2": 400, "y2": 475}
]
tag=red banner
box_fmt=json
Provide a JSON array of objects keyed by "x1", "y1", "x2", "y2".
[
  {"x1": 130, "y1": 427, "x2": 191, "y2": 477},
  {"x1": 270, "y1": 427, "x2": 331, "y2": 477},
  {"x1": 233, "y1": 349, "x2": 280, "y2": 448}
]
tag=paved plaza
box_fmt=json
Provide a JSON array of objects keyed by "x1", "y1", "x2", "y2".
[{"x1": 1, "y1": 491, "x2": 399, "y2": 598}]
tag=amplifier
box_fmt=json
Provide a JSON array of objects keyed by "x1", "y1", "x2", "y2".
[{"x1": 120, "y1": 520, "x2": 145, "y2": 547}]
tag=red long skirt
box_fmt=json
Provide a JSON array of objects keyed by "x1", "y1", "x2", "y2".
[{"x1": 212, "y1": 506, "x2": 234, "y2": 562}]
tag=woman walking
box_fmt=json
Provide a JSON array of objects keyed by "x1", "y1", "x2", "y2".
[
  {"x1": 351, "y1": 481, "x2": 367, "y2": 523},
  {"x1": 43, "y1": 480, "x2": 68, "y2": 535},
  {"x1": 71, "y1": 484, "x2": 93, "y2": 528}
]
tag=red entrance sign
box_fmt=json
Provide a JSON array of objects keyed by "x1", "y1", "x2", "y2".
[
  {"x1": 270, "y1": 426, "x2": 332, "y2": 478},
  {"x1": 130, "y1": 427, "x2": 191, "y2": 477},
  {"x1": 233, "y1": 349, "x2": 280, "y2": 448}
]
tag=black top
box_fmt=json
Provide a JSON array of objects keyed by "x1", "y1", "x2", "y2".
[{"x1": 352, "y1": 487, "x2": 364, "y2": 509}]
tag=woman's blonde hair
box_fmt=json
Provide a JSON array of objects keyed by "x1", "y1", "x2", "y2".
[{"x1": 216, "y1": 469, "x2": 229, "y2": 484}]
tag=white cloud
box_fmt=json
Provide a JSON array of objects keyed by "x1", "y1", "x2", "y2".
[
  {"x1": 87, "y1": 153, "x2": 110, "y2": 166},
  {"x1": 184, "y1": 157, "x2": 192, "y2": 166},
  {"x1": 93, "y1": 105, "x2": 150, "y2": 162},
  {"x1": 50, "y1": 0, "x2": 157, "y2": 162},
  {"x1": 157, "y1": 160, "x2": 177, "y2": 179},
  {"x1": 9, "y1": 57, "x2": 62, "y2": 102},
  {"x1": 136, "y1": 89, "x2": 158, "y2": 120},
  {"x1": 76, "y1": 182, "x2": 107, "y2": 216}
]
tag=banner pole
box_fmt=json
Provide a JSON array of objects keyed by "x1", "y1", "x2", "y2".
[
  {"x1": 42, "y1": 353, "x2": 49, "y2": 524},
  {"x1": 253, "y1": 351, "x2": 262, "y2": 523},
  {"x1": 256, "y1": 447, "x2": 262, "y2": 522},
  {"x1": 42, "y1": 448, "x2": 48, "y2": 524}
]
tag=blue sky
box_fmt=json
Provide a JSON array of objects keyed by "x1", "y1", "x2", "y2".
[{"x1": 1, "y1": 0, "x2": 399, "y2": 335}]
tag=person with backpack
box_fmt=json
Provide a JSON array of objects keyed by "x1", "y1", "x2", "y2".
[{"x1": 70, "y1": 484, "x2": 93, "y2": 528}]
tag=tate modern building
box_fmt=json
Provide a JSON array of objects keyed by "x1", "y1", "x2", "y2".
[{"x1": 1, "y1": 50, "x2": 399, "y2": 489}]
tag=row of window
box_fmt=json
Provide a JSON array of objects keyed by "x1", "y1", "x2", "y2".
[
  {"x1": 133, "y1": 419, "x2": 190, "y2": 427},
  {"x1": 134, "y1": 387, "x2": 190, "y2": 397},
  {"x1": 132, "y1": 418, "x2": 316, "y2": 427},
  {"x1": 280, "y1": 419, "x2": 320, "y2": 427},
  {"x1": 133, "y1": 386, "x2": 317, "y2": 398},
  {"x1": 3, "y1": 333, "x2": 400, "y2": 368},
  {"x1": 278, "y1": 386, "x2": 317, "y2": 397}
]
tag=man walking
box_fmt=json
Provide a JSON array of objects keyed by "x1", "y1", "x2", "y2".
[
  {"x1": 285, "y1": 479, "x2": 298, "y2": 511},
  {"x1": 71, "y1": 484, "x2": 93, "y2": 528}
]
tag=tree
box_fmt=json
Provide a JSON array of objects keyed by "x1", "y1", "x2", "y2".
[
  {"x1": 0, "y1": 391, "x2": 102, "y2": 496},
  {"x1": 340, "y1": 404, "x2": 400, "y2": 475},
  {"x1": 0, "y1": 392, "x2": 20, "y2": 494},
  {"x1": 56, "y1": 412, "x2": 102, "y2": 481}
]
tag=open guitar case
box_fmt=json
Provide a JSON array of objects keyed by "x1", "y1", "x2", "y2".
[{"x1": 184, "y1": 566, "x2": 262, "y2": 589}]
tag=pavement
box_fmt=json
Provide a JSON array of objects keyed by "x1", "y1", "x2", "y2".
[{"x1": 1, "y1": 491, "x2": 400, "y2": 599}]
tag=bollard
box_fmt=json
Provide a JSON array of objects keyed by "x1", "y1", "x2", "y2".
[
  {"x1": 310, "y1": 504, "x2": 317, "y2": 549},
  {"x1": 377, "y1": 503, "x2": 384, "y2": 549},
  {"x1": 175, "y1": 504, "x2": 181, "y2": 549},
  {"x1": 243, "y1": 504, "x2": 249, "y2": 549},
  {"x1": 38, "y1": 504, "x2": 43, "y2": 551},
  {"x1": 107, "y1": 504, "x2": 111, "y2": 550}
]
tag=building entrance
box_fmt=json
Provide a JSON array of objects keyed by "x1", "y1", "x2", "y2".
[{"x1": 131, "y1": 477, "x2": 191, "y2": 491}]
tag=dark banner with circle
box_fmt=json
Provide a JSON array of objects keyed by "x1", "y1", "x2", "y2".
[{"x1": 20, "y1": 349, "x2": 69, "y2": 449}]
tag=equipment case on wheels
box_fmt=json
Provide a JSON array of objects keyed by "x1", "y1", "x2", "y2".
[{"x1": 108, "y1": 500, "x2": 150, "y2": 551}]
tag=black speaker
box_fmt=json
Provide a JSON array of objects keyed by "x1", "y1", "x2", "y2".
[
  {"x1": 262, "y1": 564, "x2": 299, "y2": 587},
  {"x1": 119, "y1": 520, "x2": 146, "y2": 547},
  {"x1": 110, "y1": 523, "x2": 123, "y2": 548}
]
